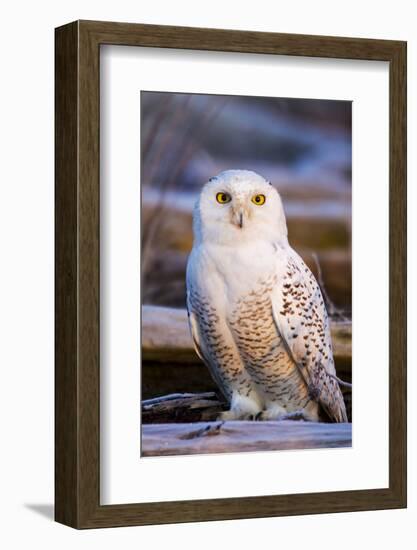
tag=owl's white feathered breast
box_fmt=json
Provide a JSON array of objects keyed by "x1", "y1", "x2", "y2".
[{"x1": 186, "y1": 170, "x2": 347, "y2": 423}]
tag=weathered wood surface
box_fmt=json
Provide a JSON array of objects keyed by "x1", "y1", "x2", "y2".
[
  {"x1": 142, "y1": 392, "x2": 225, "y2": 423},
  {"x1": 142, "y1": 305, "x2": 352, "y2": 365},
  {"x1": 141, "y1": 420, "x2": 352, "y2": 456}
]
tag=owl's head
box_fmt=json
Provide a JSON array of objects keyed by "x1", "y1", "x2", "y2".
[{"x1": 193, "y1": 170, "x2": 288, "y2": 246}]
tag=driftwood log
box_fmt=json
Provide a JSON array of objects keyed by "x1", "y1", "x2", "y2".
[
  {"x1": 141, "y1": 419, "x2": 352, "y2": 456},
  {"x1": 142, "y1": 392, "x2": 225, "y2": 423},
  {"x1": 142, "y1": 305, "x2": 351, "y2": 366},
  {"x1": 141, "y1": 393, "x2": 352, "y2": 455}
]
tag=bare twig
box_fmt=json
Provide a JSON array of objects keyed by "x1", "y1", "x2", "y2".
[
  {"x1": 179, "y1": 421, "x2": 225, "y2": 440},
  {"x1": 328, "y1": 373, "x2": 352, "y2": 389},
  {"x1": 141, "y1": 95, "x2": 228, "y2": 299},
  {"x1": 311, "y1": 252, "x2": 348, "y2": 322}
]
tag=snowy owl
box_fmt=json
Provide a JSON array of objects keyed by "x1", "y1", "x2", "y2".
[{"x1": 186, "y1": 169, "x2": 347, "y2": 423}]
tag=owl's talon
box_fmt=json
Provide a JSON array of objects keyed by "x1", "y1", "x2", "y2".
[
  {"x1": 280, "y1": 410, "x2": 308, "y2": 422},
  {"x1": 217, "y1": 410, "x2": 261, "y2": 421},
  {"x1": 217, "y1": 411, "x2": 233, "y2": 421}
]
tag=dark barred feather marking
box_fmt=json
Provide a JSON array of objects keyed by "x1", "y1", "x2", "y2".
[
  {"x1": 187, "y1": 289, "x2": 255, "y2": 401},
  {"x1": 228, "y1": 274, "x2": 310, "y2": 409}
]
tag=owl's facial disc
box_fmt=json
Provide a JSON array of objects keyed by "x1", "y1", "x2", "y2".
[{"x1": 195, "y1": 170, "x2": 288, "y2": 245}]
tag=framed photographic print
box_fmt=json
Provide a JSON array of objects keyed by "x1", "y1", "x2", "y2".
[{"x1": 55, "y1": 20, "x2": 407, "y2": 528}]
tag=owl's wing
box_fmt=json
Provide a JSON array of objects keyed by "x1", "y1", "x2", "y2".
[
  {"x1": 271, "y1": 249, "x2": 348, "y2": 422},
  {"x1": 186, "y1": 290, "x2": 231, "y2": 401}
]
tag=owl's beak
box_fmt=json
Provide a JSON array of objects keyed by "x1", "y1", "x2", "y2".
[
  {"x1": 238, "y1": 212, "x2": 243, "y2": 228},
  {"x1": 232, "y1": 208, "x2": 245, "y2": 229}
]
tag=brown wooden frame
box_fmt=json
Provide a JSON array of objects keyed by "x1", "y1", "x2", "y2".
[{"x1": 55, "y1": 20, "x2": 407, "y2": 529}]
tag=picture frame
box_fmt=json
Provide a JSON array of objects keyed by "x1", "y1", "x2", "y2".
[{"x1": 55, "y1": 20, "x2": 407, "y2": 528}]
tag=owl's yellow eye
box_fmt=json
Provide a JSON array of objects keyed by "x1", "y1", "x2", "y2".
[
  {"x1": 216, "y1": 192, "x2": 231, "y2": 204},
  {"x1": 251, "y1": 194, "x2": 266, "y2": 205}
]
